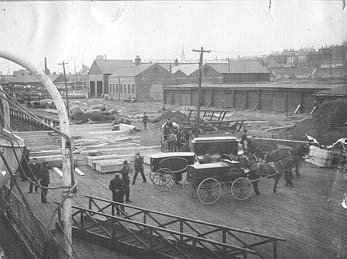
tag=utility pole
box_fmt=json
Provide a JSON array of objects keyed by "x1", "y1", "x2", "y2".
[
  {"x1": 192, "y1": 46, "x2": 211, "y2": 137},
  {"x1": 59, "y1": 61, "x2": 70, "y2": 115}
]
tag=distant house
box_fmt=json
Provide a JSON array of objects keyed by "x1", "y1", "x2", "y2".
[
  {"x1": 88, "y1": 58, "x2": 133, "y2": 98},
  {"x1": 188, "y1": 60, "x2": 271, "y2": 83},
  {"x1": 108, "y1": 63, "x2": 174, "y2": 101},
  {"x1": 9, "y1": 70, "x2": 64, "y2": 87}
]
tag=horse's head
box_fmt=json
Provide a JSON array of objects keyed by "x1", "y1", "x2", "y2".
[{"x1": 292, "y1": 143, "x2": 310, "y2": 159}]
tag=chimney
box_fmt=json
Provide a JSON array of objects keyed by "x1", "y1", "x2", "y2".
[
  {"x1": 135, "y1": 55, "x2": 141, "y2": 66},
  {"x1": 44, "y1": 57, "x2": 50, "y2": 75},
  {"x1": 174, "y1": 58, "x2": 178, "y2": 66}
]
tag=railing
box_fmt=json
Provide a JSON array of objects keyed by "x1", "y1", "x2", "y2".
[
  {"x1": 9, "y1": 107, "x2": 60, "y2": 129},
  {"x1": 0, "y1": 186, "x2": 68, "y2": 258},
  {"x1": 59, "y1": 195, "x2": 284, "y2": 258}
]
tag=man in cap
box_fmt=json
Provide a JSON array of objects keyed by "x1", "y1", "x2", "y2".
[
  {"x1": 133, "y1": 152, "x2": 146, "y2": 184},
  {"x1": 121, "y1": 160, "x2": 132, "y2": 202},
  {"x1": 28, "y1": 158, "x2": 41, "y2": 193},
  {"x1": 39, "y1": 162, "x2": 50, "y2": 203},
  {"x1": 109, "y1": 172, "x2": 125, "y2": 215}
]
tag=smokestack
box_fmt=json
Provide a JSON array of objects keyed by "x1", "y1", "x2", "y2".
[{"x1": 44, "y1": 57, "x2": 48, "y2": 75}]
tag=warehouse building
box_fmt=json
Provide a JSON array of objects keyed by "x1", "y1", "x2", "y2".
[
  {"x1": 162, "y1": 83, "x2": 337, "y2": 113},
  {"x1": 108, "y1": 63, "x2": 174, "y2": 101}
]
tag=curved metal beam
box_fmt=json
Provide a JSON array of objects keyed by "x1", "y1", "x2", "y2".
[{"x1": 0, "y1": 51, "x2": 73, "y2": 258}]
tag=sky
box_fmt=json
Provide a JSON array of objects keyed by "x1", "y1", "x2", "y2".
[{"x1": 0, "y1": 0, "x2": 346, "y2": 74}]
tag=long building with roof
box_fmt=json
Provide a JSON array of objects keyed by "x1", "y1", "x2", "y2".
[{"x1": 162, "y1": 82, "x2": 340, "y2": 113}]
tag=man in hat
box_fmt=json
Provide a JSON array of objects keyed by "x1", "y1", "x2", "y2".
[
  {"x1": 121, "y1": 160, "x2": 132, "y2": 202},
  {"x1": 28, "y1": 158, "x2": 41, "y2": 193},
  {"x1": 109, "y1": 172, "x2": 125, "y2": 215},
  {"x1": 133, "y1": 153, "x2": 146, "y2": 185},
  {"x1": 39, "y1": 162, "x2": 50, "y2": 203}
]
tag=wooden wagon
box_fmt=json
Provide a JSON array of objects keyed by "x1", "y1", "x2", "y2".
[
  {"x1": 149, "y1": 152, "x2": 196, "y2": 191},
  {"x1": 186, "y1": 160, "x2": 253, "y2": 204}
]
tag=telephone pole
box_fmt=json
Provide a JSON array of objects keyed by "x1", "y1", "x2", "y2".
[
  {"x1": 59, "y1": 61, "x2": 70, "y2": 115},
  {"x1": 192, "y1": 46, "x2": 211, "y2": 137}
]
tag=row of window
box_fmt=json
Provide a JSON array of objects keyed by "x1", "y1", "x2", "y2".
[{"x1": 109, "y1": 83, "x2": 135, "y2": 94}]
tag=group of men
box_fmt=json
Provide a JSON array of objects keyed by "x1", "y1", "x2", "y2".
[
  {"x1": 19, "y1": 156, "x2": 50, "y2": 203},
  {"x1": 108, "y1": 152, "x2": 146, "y2": 216}
]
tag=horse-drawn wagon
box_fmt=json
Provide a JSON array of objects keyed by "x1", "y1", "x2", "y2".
[{"x1": 186, "y1": 160, "x2": 253, "y2": 204}]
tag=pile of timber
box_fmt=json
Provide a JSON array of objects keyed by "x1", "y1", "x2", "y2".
[{"x1": 305, "y1": 145, "x2": 333, "y2": 168}]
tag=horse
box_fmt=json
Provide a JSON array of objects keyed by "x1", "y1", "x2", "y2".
[
  {"x1": 248, "y1": 155, "x2": 294, "y2": 195},
  {"x1": 265, "y1": 143, "x2": 309, "y2": 178}
]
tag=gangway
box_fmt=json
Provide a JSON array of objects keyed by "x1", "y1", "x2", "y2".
[{"x1": 55, "y1": 195, "x2": 285, "y2": 259}]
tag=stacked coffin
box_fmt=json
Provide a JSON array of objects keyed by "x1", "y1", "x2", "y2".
[{"x1": 305, "y1": 145, "x2": 333, "y2": 168}]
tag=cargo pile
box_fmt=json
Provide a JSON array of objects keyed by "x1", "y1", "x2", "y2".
[
  {"x1": 280, "y1": 100, "x2": 347, "y2": 145},
  {"x1": 158, "y1": 110, "x2": 189, "y2": 124}
]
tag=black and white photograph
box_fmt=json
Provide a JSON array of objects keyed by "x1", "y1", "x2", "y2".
[{"x1": 0, "y1": 1, "x2": 347, "y2": 258}]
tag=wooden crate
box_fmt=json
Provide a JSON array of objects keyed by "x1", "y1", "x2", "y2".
[
  {"x1": 309, "y1": 146, "x2": 333, "y2": 160},
  {"x1": 93, "y1": 159, "x2": 124, "y2": 174},
  {"x1": 305, "y1": 157, "x2": 332, "y2": 168}
]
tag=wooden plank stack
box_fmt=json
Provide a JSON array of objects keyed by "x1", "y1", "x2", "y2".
[{"x1": 305, "y1": 145, "x2": 333, "y2": 168}]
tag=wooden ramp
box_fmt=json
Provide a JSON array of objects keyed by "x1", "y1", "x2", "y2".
[{"x1": 54, "y1": 195, "x2": 283, "y2": 259}]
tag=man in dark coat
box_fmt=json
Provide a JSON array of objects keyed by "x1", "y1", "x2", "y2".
[
  {"x1": 142, "y1": 112, "x2": 148, "y2": 130},
  {"x1": 40, "y1": 162, "x2": 50, "y2": 203},
  {"x1": 132, "y1": 153, "x2": 146, "y2": 184},
  {"x1": 109, "y1": 172, "x2": 125, "y2": 215},
  {"x1": 121, "y1": 160, "x2": 132, "y2": 202},
  {"x1": 28, "y1": 158, "x2": 41, "y2": 193},
  {"x1": 19, "y1": 146, "x2": 30, "y2": 181}
]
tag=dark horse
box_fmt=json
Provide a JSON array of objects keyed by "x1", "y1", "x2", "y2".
[
  {"x1": 265, "y1": 143, "x2": 309, "y2": 178},
  {"x1": 248, "y1": 155, "x2": 294, "y2": 195}
]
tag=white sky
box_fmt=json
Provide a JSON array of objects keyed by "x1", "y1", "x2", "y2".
[{"x1": 0, "y1": 0, "x2": 346, "y2": 74}]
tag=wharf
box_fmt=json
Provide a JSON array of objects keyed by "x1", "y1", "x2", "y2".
[{"x1": 13, "y1": 161, "x2": 347, "y2": 259}]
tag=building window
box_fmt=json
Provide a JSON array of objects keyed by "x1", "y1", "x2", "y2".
[
  {"x1": 120, "y1": 84, "x2": 122, "y2": 93},
  {"x1": 128, "y1": 84, "x2": 130, "y2": 93},
  {"x1": 113, "y1": 84, "x2": 115, "y2": 93},
  {"x1": 132, "y1": 84, "x2": 134, "y2": 94},
  {"x1": 116, "y1": 84, "x2": 118, "y2": 93},
  {"x1": 124, "y1": 85, "x2": 126, "y2": 93}
]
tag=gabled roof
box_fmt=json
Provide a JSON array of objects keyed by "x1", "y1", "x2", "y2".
[
  {"x1": 110, "y1": 63, "x2": 169, "y2": 77},
  {"x1": 9, "y1": 73, "x2": 64, "y2": 84},
  {"x1": 315, "y1": 85, "x2": 347, "y2": 97},
  {"x1": 172, "y1": 64, "x2": 199, "y2": 76},
  {"x1": 206, "y1": 60, "x2": 270, "y2": 74},
  {"x1": 91, "y1": 59, "x2": 134, "y2": 74}
]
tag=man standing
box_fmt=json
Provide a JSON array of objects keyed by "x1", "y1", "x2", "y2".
[
  {"x1": 121, "y1": 161, "x2": 132, "y2": 203},
  {"x1": 142, "y1": 112, "x2": 148, "y2": 130},
  {"x1": 19, "y1": 146, "x2": 30, "y2": 181},
  {"x1": 40, "y1": 162, "x2": 50, "y2": 203},
  {"x1": 109, "y1": 172, "x2": 125, "y2": 216},
  {"x1": 28, "y1": 158, "x2": 41, "y2": 193},
  {"x1": 133, "y1": 153, "x2": 146, "y2": 184}
]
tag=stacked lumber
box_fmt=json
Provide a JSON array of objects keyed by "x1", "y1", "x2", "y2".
[{"x1": 305, "y1": 146, "x2": 333, "y2": 168}]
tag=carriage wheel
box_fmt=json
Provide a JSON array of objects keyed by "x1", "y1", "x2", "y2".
[
  {"x1": 231, "y1": 177, "x2": 253, "y2": 201},
  {"x1": 197, "y1": 178, "x2": 221, "y2": 205},
  {"x1": 151, "y1": 168, "x2": 173, "y2": 192}
]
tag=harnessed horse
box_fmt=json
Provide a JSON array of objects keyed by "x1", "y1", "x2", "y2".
[{"x1": 248, "y1": 155, "x2": 294, "y2": 195}]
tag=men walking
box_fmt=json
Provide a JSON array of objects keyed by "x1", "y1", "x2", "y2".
[
  {"x1": 39, "y1": 162, "x2": 50, "y2": 203},
  {"x1": 143, "y1": 112, "x2": 148, "y2": 130},
  {"x1": 28, "y1": 158, "x2": 40, "y2": 193},
  {"x1": 121, "y1": 160, "x2": 132, "y2": 202},
  {"x1": 109, "y1": 172, "x2": 125, "y2": 216},
  {"x1": 133, "y1": 153, "x2": 146, "y2": 184}
]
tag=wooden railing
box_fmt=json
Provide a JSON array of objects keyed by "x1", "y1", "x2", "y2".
[
  {"x1": 55, "y1": 195, "x2": 285, "y2": 259},
  {"x1": 9, "y1": 107, "x2": 60, "y2": 129}
]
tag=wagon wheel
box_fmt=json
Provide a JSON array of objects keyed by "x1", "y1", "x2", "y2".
[
  {"x1": 231, "y1": 177, "x2": 253, "y2": 201},
  {"x1": 151, "y1": 168, "x2": 173, "y2": 192},
  {"x1": 197, "y1": 178, "x2": 222, "y2": 205}
]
